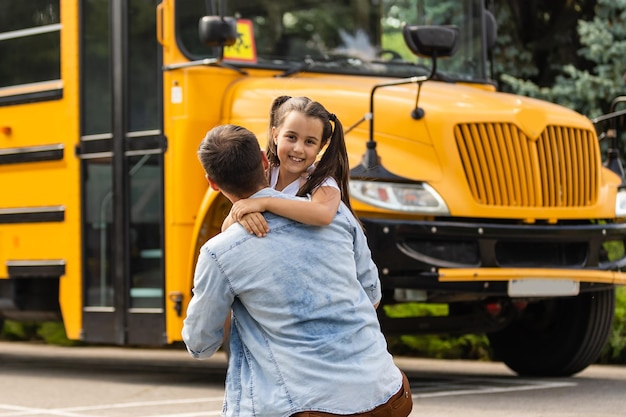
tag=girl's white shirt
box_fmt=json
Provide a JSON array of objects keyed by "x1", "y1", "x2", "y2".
[{"x1": 269, "y1": 165, "x2": 339, "y2": 196}]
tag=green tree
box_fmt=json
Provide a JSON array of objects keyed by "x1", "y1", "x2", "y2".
[
  {"x1": 497, "y1": 0, "x2": 626, "y2": 118},
  {"x1": 492, "y1": 0, "x2": 596, "y2": 85}
]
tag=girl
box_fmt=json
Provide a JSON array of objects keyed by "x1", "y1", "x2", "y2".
[{"x1": 223, "y1": 95, "x2": 357, "y2": 236}]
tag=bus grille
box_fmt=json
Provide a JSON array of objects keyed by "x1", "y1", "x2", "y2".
[{"x1": 455, "y1": 123, "x2": 599, "y2": 207}]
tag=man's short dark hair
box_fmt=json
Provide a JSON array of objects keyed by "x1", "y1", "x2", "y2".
[{"x1": 198, "y1": 124, "x2": 266, "y2": 196}]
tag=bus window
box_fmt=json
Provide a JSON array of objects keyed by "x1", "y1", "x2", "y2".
[
  {"x1": 82, "y1": 0, "x2": 112, "y2": 135},
  {"x1": 0, "y1": 0, "x2": 61, "y2": 98},
  {"x1": 128, "y1": 153, "x2": 164, "y2": 310},
  {"x1": 83, "y1": 159, "x2": 114, "y2": 308}
]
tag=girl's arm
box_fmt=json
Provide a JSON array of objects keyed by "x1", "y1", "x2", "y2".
[
  {"x1": 222, "y1": 210, "x2": 269, "y2": 237},
  {"x1": 230, "y1": 186, "x2": 341, "y2": 227}
]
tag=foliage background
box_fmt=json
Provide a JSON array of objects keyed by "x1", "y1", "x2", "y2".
[{"x1": 491, "y1": 0, "x2": 626, "y2": 119}]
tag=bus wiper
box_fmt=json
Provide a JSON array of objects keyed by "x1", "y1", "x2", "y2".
[
  {"x1": 275, "y1": 55, "x2": 368, "y2": 78},
  {"x1": 162, "y1": 58, "x2": 248, "y2": 75},
  {"x1": 275, "y1": 58, "x2": 314, "y2": 78}
]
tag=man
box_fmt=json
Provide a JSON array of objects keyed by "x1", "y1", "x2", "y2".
[{"x1": 182, "y1": 124, "x2": 412, "y2": 417}]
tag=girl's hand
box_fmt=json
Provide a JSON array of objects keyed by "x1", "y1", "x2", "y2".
[
  {"x1": 221, "y1": 212, "x2": 237, "y2": 232},
  {"x1": 239, "y1": 212, "x2": 269, "y2": 237},
  {"x1": 230, "y1": 198, "x2": 267, "y2": 221}
]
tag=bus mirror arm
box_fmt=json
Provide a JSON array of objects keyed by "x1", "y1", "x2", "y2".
[
  {"x1": 349, "y1": 24, "x2": 460, "y2": 179},
  {"x1": 350, "y1": 76, "x2": 427, "y2": 181},
  {"x1": 593, "y1": 96, "x2": 626, "y2": 186}
]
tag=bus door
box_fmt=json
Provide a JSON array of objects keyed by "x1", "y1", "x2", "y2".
[{"x1": 77, "y1": 0, "x2": 166, "y2": 345}]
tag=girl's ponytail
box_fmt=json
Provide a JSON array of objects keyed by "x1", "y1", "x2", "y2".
[{"x1": 313, "y1": 114, "x2": 353, "y2": 213}]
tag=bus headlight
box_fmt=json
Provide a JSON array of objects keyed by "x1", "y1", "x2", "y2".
[
  {"x1": 616, "y1": 188, "x2": 626, "y2": 218},
  {"x1": 349, "y1": 180, "x2": 449, "y2": 215}
]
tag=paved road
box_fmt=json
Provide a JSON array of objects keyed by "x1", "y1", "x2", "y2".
[{"x1": 1, "y1": 341, "x2": 625, "y2": 417}]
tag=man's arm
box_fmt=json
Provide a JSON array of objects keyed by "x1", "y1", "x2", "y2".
[
  {"x1": 349, "y1": 212, "x2": 382, "y2": 307},
  {"x1": 182, "y1": 247, "x2": 234, "y2": 359}
]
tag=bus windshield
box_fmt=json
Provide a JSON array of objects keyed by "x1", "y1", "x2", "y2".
[{"x1": 175, "y1": 0, "x2": 489, "y2": 82}]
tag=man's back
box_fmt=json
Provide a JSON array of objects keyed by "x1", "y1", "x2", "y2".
[{"x1": 183, "y1": 188, "x2": 401, "y2": 417}]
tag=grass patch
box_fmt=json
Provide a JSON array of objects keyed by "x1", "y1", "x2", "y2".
[
  {"x1": 1, "y1": 320, "x2": 82, "y2": 346},
  {"x1": 383, "y1": 302, "x2": 492, "y2": 361},
  {"x1": 598, "y1": 286, "x2": 626, "y2": 363}
]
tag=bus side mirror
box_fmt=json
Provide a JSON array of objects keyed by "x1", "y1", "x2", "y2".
[
  {"x1": 484, "y1": 10, "x2": 497, "y2": 51},
  {"x1": 402, "y1": 25, "x2": 459, "y2": 58},
  {"x1": 199, "y1": 16, "x2": 237, "y2": 47}
]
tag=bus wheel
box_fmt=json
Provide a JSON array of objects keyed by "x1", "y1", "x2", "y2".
[{"x1": 487, "y1": 288, "x2": 615, "y2": 377}]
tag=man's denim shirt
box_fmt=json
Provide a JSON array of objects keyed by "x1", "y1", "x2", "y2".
[{"x1": 182, "y1": 188, "x2": 402, "y2": 417}]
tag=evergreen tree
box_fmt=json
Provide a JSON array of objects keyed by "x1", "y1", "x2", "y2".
[{"x1": 498, "y1": 0, "x2": 626, "y2": 118}]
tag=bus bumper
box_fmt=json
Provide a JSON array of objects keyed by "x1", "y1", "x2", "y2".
[{"x1": 362, "y1": 217, "x2": 626, "y2": 297}]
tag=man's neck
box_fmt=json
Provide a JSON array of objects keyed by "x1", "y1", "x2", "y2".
[{"x1": 226, "y1": 186, "x2": 269, "y2": 203}]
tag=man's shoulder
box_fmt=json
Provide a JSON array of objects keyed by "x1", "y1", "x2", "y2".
[
  {"x1": 202, "y1": 224, "x2": 253, "y2": 254},
  {"x1": 202, "y1": 213, "x2": 294, "y2": 252},
  {"x1": 336, "y1": 202, "x2": 360, "y2": 228}
]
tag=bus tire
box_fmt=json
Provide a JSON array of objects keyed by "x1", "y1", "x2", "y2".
[{"x1": 487, "y1": 287, "x2": 615, "y2": 377}]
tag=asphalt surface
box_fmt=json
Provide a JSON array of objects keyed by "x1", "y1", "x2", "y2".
[{"x1": 3, "y1": 341, "x2": 626, "y2": 416}]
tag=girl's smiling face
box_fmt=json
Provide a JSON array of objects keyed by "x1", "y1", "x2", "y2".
[{"x1": 273, "y1": 110, "x2": 325, "y2": 183}]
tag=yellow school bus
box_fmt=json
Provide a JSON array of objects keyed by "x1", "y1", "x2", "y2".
[{"x1": 1, "y1": 0, "x2": 625, "y2": 376}]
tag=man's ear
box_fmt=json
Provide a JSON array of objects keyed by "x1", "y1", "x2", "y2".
[
  {"x1": 206, "y1": 174, "x2": 220, "y2": 191},
  {"x1": 261, "y1": 152, "x2": 270, "y2": 170}
]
